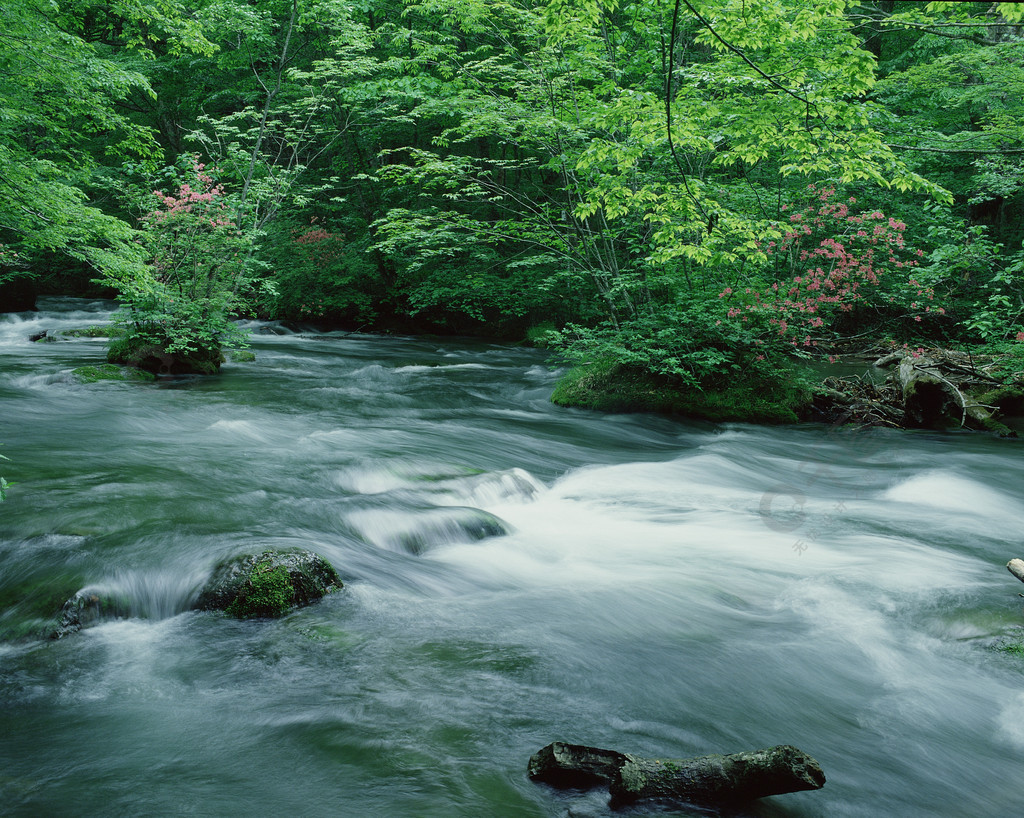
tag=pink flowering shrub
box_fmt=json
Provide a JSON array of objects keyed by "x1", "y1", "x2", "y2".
[
  {"x1": 719, "y1": 185, "x2": 942, "y2": 351},
  {"x1": 143, "y1": 158, "x2": 244, "y2": 298},
  {"x1": 114, "y1": 156, "x2": 252, "y2": 361}
]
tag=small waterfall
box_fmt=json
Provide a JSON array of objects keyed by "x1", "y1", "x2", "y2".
[{"x1": 52, "y1": 569, "x2": 207, "y2": 637}]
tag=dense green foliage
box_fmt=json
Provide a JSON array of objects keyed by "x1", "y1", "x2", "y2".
[{"x1": 4, "y1": 0, "x2": 1024, "y2": 413}]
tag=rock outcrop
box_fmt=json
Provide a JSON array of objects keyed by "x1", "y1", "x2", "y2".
[{"x1": 195, "y1": 551, "x2": 343, "y2": 619}]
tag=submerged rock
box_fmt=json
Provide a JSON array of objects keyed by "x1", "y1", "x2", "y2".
[
  {"x1": 59, "y1": 326, "x2": 117, "y2": 338},
  {"x1": 348, "y1": 506, "x2": 511, "y2": 555},
  {"x1": 72, "y1": 363, "x2": 156, "y2": 384},
  {"x1": 51, "y1": 589, "x2": 133, "y2": 639},
  {"x1": 195, "y1": 551, "x2": 343, "y2": 619}
]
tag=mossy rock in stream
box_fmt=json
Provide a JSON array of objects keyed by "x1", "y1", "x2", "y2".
[
  {"x1": 195, "y1": 551, "x2": 343, "y2": 620},
  {"x1": 107, "y1": 336, "x2": 224, "y2": 375},
  {"x1": 50, "y1": 588, "x2": 135, "y2": 639},
  {"x1": 0, "y1": 574, "x2": 84, "y2": 641},
  {"x1": 72, "y1": 363, "x2": 156, "y2": 384},
  {"x1": 59, "y1": 326, "x2": 119, "y2": 338}
]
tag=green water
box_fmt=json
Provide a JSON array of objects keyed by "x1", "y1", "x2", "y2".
[{"x1": 2, "y1": 299, "x2": 1023, "y2": 817}]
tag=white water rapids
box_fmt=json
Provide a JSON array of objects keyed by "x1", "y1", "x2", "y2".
[{"x1": 1, "y1": 298, "x2": 1023, "y2": 816}]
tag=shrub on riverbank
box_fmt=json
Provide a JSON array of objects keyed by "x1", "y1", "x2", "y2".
[{"x1": 551, "y1": 360, "x2": 812, "y2": 424}]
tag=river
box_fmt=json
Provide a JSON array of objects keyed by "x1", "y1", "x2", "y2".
[{"x1": 1, "y1": 298, "x2": 1023, "y2": 817}]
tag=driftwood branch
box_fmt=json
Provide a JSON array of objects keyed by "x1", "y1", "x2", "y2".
[
  {"x1": 528, "y1": 741, "x2": 826, "y2": 806},
  {"x1": 1007, "y1": 559, "x2": 1024, "y2": 585}
]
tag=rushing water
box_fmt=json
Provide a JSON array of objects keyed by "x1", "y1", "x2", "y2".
[{"x1": 2, "y1": 298, "x2": 1023, "y2": 817}]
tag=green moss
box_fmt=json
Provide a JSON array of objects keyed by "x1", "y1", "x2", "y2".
[
  {"x1": 551, "y1": 361, "x2": 811, "y2": 424},
  {"x1": 977, "y1": 384, "x2": 1024, "y2": 415},
  {"x1": 227, "y1": 349, "x2": 256, "y2": 362},
  {"x1": 0, "y1": 574, "x2": 82, "y2": 641},
  {"x1": 72, "y1": 364, "x2": 156, "y2": 384},
  {"x1": 999, "y1": 642, "x2": 1024, "y2": 657},
  {"x1": 59, "y1": 326, "x2": 118, "y2": 338},
  {"x1": 225, "y1": 560, "x2": 293, "y2": 619},
  {"x1": 0, "y1": 575, "x2": 80, "y2": 620}
]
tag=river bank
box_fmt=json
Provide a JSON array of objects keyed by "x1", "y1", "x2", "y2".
[{"x1": 549, "y1": 345, "x2": 1024, "y2": 435}]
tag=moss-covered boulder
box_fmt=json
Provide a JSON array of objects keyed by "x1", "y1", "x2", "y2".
[
  {"x1": 107, "y1": 336, "x2": 224, "y2": 375},
  {"x1": 195, "y1": 551, "x2": 343, "y2": 620},
  {"x1": 0, "y1": 575, "x2": 83, "y2": 641},
  {"x1": 226, "y1": 349, "x2": 256, "y2": 363},
  {"x1": 59, "y1": 326, "x2": 118, "y2": 338},
  {"x1": 72, "y1": 363, "x2": 156, "y2": 384}
]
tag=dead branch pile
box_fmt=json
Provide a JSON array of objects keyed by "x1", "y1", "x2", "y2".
[{"x1": 812, "y1": 346, "x2": 1023, "y2": 434}]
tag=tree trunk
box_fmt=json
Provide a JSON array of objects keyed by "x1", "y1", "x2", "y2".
[
  {"x1": 528, "y1": 741, "x2": 825, "y2": 806},
  {"x1": 611, "y1": 745, "x2": 826, "y2": 805},
  {"x1": 527, "y1": 742, "x2": 627, "y2": 789}
]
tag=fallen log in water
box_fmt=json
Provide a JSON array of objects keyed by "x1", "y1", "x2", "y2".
[
  {"x1": 528, "y1": 741, "x2": 825, "y2": 806},
  {"x1": 1007, "y1": 559, "x2": 1024, "y2": 585}
]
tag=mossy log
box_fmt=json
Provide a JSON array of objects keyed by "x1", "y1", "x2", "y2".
[
  {"x1": 528, "y1": 741, "x2": 825, "y2": 806},
  {"x1": 898, "y1": 356, "x2": 965, "y2": 429},
  {"x1": 895, "y1": 354, "x2": 1013, "y2": 433},
  {"x1": 528, "y1": 743, "x2": 627, "y2": 789}
]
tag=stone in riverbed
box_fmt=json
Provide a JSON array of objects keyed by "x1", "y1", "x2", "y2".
[
  {"x1": 72, "y1": 363, "x2": 156, "y2": 383},
  {"x1": 195, "y1": 551, "x2": 343, "y2": 619},
  {"x1": 50, "y1": 588, "x2": 134, "y2": 639}
]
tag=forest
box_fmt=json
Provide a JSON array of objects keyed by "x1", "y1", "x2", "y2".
[
  {"x1": 3, "y1": 0, "x2": 1024, "y2": 424},
  {"x1": 7, "y1": 5, "x2": 1024, "y2": 814}
]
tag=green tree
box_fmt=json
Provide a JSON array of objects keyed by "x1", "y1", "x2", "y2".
[
  {"x1": 873, "y1": 1, "x2": 1024, "y2": 346},
  {"x1": 0, "y1": 0, "x2": 148, "y2": 282},
  {"x1": 358, "y1": 0, "x2": 952, "y2": 392}
]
